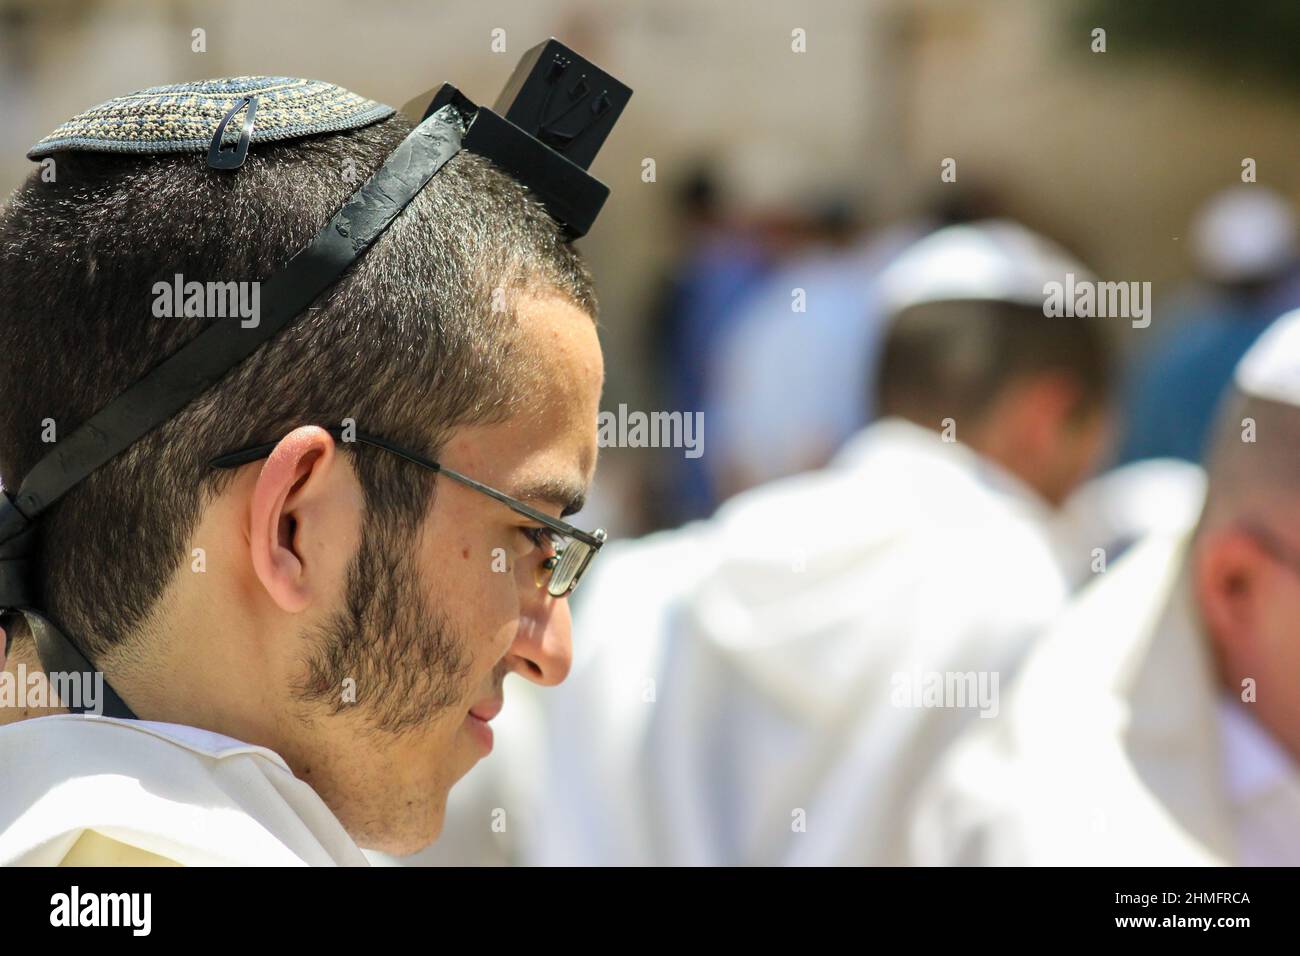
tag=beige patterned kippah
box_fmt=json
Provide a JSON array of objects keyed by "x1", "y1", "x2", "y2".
[{"x1": 28, "y1": 76, "x2": 394, "y2": 160}]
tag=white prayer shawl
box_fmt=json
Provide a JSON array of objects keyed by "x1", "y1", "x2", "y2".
[
  {"x1": 909, "y1": 528, "x2": 1255, "y2": 865},
  {"x1": 0, "y1": 715, "x2": 368, "y2": 866},
  {"x1": 526, "y1": 418, "x2": 1071, "y2": 865}
]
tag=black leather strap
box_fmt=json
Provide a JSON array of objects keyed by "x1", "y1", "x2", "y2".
[
  {"x1": 27, "y1": 608, "x2": 136, "y2": 719},
  {"x1": 0, "y1": 504, "x2": 36, "y2": 609}
]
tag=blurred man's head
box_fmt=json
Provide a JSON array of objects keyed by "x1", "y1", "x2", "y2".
[
  {"x1": 1191, "y1": 185, "x2": 1297, "y2": 292},
  {"x1": 1194, "y1": 312, "x2": 1300, "y2": 758},
  {"x1": 0, "y1": 104, "x2": 603, "y2": 853},
  {"x1": 875, "y1": 221, "x2": 1114, "y2": 506}
]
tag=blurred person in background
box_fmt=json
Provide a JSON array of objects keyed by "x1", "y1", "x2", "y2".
[
  {"x1": 1119, "y1": 185, "x2": 1300, "y2": 465},
  {"x1": 496, "y1": 220, "x2": 1117, "y2": 866},
  {"x1": 912, "y1": 310, "x2": 1300, "y2": 865},
  {"x1": 702, "y1": 192, "x2": 1004, "y2": 508},
  {"x1": 701, "y1": 206, "x2": 917, "y2": 506},
  {"x1": 642, "y1": 164, "x2": 778, "y2": 526}
]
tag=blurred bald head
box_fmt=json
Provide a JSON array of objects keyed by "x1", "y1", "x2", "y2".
[
  {"x1": 1200, "y1": 307, "x2": 1300, "y2": 529},
  {"x1": 1192, "y1": 310, "x2": 1300, "y2": 765},
  {"x1": 1199, "y1": 391, "x2": 1300, "y2": 533}
]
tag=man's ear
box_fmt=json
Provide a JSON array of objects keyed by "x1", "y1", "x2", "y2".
[
  {"x1": 978, "y1": 373, "x2": 1080, "y2": 478},
  {"x1": 247, "y1": 425, "x2": 341, "y2": 614},
  {"x1": 1013, "y1": 374, "x2": 1084, "y2": 451},
  {"x1": 1195, "y1": 529, "x2": 1269, "y2": 651}
]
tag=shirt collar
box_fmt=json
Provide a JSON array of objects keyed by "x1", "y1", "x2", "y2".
[{"x1": 1218, "y1": 695, "x2": 1300, "y2": 805}]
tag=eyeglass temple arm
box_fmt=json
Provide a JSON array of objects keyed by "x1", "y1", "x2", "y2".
[{"x1": 209, "y1": 426, "x2": 605, "y2": 549}]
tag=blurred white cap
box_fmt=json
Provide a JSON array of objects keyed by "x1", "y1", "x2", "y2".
[
  {"x1": 1234, "y1": 307, "x2": 1300, "y2": 406},
  {"x1": 878, "y1": 218, "x2": 1090, "y2": 317},
  {"x1": 1192, "y1": 186, "x2": 1296, "y2": 283}
]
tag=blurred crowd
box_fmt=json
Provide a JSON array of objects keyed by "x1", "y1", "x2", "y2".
[
  {"x1": 385, "y1": 181, "x2": 1300, "y2": 867},
  {"x1": 626, "y1": 175, "x2": 1300, "y2": 531}
]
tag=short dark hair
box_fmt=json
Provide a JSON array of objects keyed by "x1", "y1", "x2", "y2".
[
  {"x1": 874, "y1": 298, "x2": 1113, "y2": 427},
  {"x1": 0, "y1": 113, "x2": 596, "y2": 661}
]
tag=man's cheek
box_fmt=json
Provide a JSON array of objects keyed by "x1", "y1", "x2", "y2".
[
  {"x1": 518, "y1": 597, "x2": 566, "y2": 653},
  {"x1": 472, "y1": 584, "x2": 525, "y2": 667}
]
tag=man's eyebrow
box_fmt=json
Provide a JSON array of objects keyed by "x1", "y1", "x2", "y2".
[{"x1": 509, "y1": 476, "x2": 588, "y2": 518}]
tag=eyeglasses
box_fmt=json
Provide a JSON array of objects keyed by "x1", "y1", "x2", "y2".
[{"x1": 209, "y1": 426, "x2": 606, "y2": 598}]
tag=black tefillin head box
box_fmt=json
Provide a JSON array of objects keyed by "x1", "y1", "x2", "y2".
[
  {"x1": 402, "y1": 38, "x2": 633, "y2": 239},
  {"x1": 492, "y1": 38, "x2": 631, "y2": 171}
]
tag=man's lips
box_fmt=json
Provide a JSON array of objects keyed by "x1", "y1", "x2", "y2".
[
  {"x1": 468, "y1": 697, "x2": 503, "y2": 723},
  {"x1": 465, "y1": 696, "x2": 502, "y2": 754}
]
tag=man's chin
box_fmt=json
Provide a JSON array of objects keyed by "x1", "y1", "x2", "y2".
[
  {"x1": 353, "y1": 785, "x2": 454, "y2": 858},
  {"x1": 338, "y1": 724, "x2": 482, "y2": 855},
  {"x1": 359, "y1": 800, "x2": 448, "y2": 857}
]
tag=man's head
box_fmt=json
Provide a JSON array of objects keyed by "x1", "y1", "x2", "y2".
[
  {"x1": 875, "y1": 222, "x2": 1114, "y2": 506},
  {"x1": 0, "y1": 96, "x2": 603, "y2": 852},
  {"x1": 1194, "y1": 313, "x2": 1300, "y2": 759}
]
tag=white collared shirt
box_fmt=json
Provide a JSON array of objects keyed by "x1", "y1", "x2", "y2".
[
  {"x1": 1218, "y1": 696, "x2": 1300, "y2": 866},
  {"x1": 0, "y1": 714, "x2": 368, "y2": 866}
]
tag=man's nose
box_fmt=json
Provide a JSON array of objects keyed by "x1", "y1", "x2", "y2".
[{"x1": 506, "y1": 593, "x2": 573, "y2": 686}]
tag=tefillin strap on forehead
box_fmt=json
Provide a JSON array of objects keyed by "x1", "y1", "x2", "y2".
[{"x1": 2, "y1": 39, "x2": 631, "y2": 719}]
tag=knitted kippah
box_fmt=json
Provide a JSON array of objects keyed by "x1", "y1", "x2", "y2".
[{"x1": 27, "y1": 76, "x2": 395, "y2": 160}]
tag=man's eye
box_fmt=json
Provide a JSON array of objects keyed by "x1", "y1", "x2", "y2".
[{"x1": 521, "y1": 526, "x2": 558, "y2": 552}]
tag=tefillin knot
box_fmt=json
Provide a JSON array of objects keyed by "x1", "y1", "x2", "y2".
[{"x1": 535, "y1": 54, "x2": 613, "y2": 154}]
